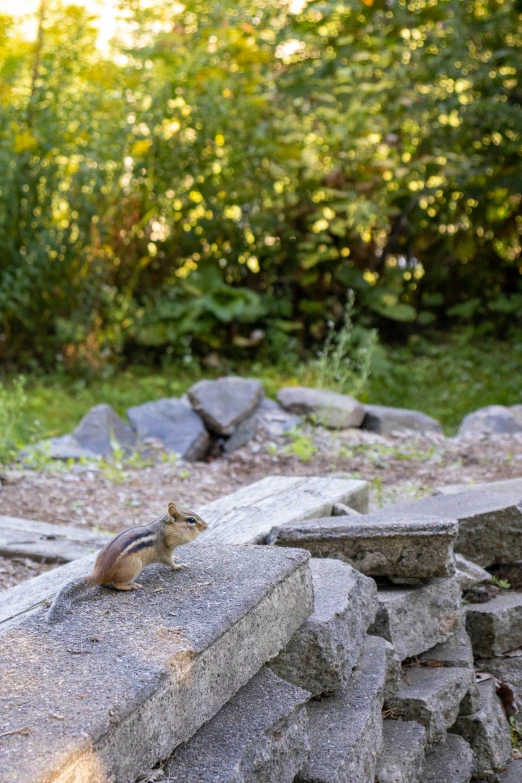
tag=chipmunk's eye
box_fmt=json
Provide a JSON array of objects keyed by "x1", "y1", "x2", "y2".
[{"x1": 187, "y1": 517, "x2": 197, "y2": 525}]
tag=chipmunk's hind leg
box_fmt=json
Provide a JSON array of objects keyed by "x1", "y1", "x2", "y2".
[
  {"x1": 103, "y1": 554, "x2": 144, "y2": 591},
  {"x1": 111, "y1": 582, "x2": 143, "y2": 591}
]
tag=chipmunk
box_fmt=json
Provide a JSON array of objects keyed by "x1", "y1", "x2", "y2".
[{"x1": 46, "y1": 502, "x2": 208, "y2": 623}]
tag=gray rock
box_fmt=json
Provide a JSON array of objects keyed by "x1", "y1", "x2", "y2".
[
  {"x1": 369, "y1": 577, "x2": 463, "y2": 660},
  {"x1": 127, "y1": 398, "x2": 210, "y2": 461},
  {"x1": 455, "y1": 553, "x2": 492, "y2": 591},
  {"x1": 276, "y1": 387, "x2": 366, "y2": 430},
  {"x1": 331, "y1": 502, "x2": 361, "y2": 516},
  {"x1": 21, "y1": 433, "x2": 101, "y2": 461},
  {"x1": 500, "y1": 760, "x2": 522, "y2": 782},
  {"x1": 0, "y1": 545, "x2": 313, "y2": 783},
  {"x1": 474, "y1": 655, "x2": 522, "y2": 714},
  {"x1": 382, "y1": 640, "x2": 402, "y2": 701},
  {"x1": 386, "y1": 665, "x2": 473, "y2": 744},
  {"x1": 458, "y1": 405, "x2": 522, "y2": 437},
  {"x1": 268, "y1": 513, "x2": 457, "y2": 579},
  {"x1": 435, "y1": 477, "x2": 522, "y2": 498},
  {"x1": 165, "y1": 667, "x2": 311, "y2": 783},
  {"x1": 466, "y1": 592, "x2": 522, "y2": 657},
  {"x1": 417, "y1": 628, "x2": 480, "y2": 715},
  {"x1": 256, "y1": 397, "x2": 302, "y2": 438},
  {"x1": 269, "y1": 559, "x2": 377, "y2": 695},
  {"x1": 420, "y1": 735, "x2": 474, "y2": 783},
  {"x1": 379, "y1": 490, "x2": 522, "y2": 568},
  {"x1": 451, "y1": 679, "x2": 512, "y2": 780},
  {"x1": 296, "y1": 635, "x2": 388, "y2": 783},
  {"x1": 362, "y1": 404, "x2": 442, "y2": 435},
  {"x1": 375, "y1": 721, "x2": 427, "y2": 783},
  {"x1": 188, "y1": 377, "x2": 264, "y2": 435}
]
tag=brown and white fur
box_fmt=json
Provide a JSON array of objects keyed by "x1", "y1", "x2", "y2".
[{"x1": 46, "y1": 502, "x2": 207, "y2": 623}]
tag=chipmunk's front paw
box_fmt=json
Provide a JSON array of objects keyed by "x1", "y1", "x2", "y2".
[{"x1": 171, "y1": 562, "x2": 188, "y2": 571}]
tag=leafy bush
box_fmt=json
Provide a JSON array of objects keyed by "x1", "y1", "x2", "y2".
[{"x1": 0, "y1": 376, "x2": 33, "y2": 464}]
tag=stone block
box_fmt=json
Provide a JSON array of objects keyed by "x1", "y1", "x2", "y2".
[
  {"x1": 474, "y1": 656, "x2": 522, "y2": 713},
  {"x1": 380, "y1": 491, "x2": 522, "y2": 567},
  {"x1": 500, "y1": 760, "x2": 522, "y2": 782},
  {"x1": 466, "y1": 592, "x2": 522, "y2": 656},
  {"x1": 455, "y1": 553, "x2": 492, "y2": 591},
  {"x1": 362, "y1": 404, "x2": 442, "y2": 435},
  {"x1": 268, "y1": 513, "x2": 457, "y2": 579},
  {"x1": 276, "y1": 386, "x2": 366, "y2": 429},
  {"x1": 375, "y1": 721, "x2": 427, "y2": 783},
  {"x1": 127, "y1": 398, "x2": 210, "y2": 460},
  {"x1": 295, "y1": 635, "x2": 388, "y2": 783},
  {"x1": 451, "y1": 679, "x2": 512, "y2": 780},
  {"x1": 165, "y1": 667, "x2": 311, "y2": 783},
  {"x1": 188, "y1": 377, "x2": 263, "y2": 435},
  {"x1": 420, "y1": 735, "x2": 474, "y2": 783},
  {"x1": 0, "y1": 545, "x2": 313, "y2": 783},
  {"x1": 417, "y1": 628, "x2": 480, "y2": 715},
  {"x1": 386, "y1": 665, "x2": 472, "y2": 744},
  {"x1": 435, "y1": 477, "x2": 522, "y2": 498},
  {"x1": 269, "y1": 558, "x2": 377, "y2": 695},
  {"x1": 458, "y1": 405, "x2": 522, "y2": 437},
  {"x1": 369, "y1": 577, "x2": 462, "y2": 660}
]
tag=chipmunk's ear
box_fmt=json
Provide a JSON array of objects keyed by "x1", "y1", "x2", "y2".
[{"x1": 168, "y1": 502, "x2": 179, "y2": 518}]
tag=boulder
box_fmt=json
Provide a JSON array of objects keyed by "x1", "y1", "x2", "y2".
[
  {"x1": 362, "y1": 404, "x2": 442, "y2": 435},
  {"x1": 369, "y1": 577, "x2": 463, "y2": 660},
  {"x1": 375, "y1": 721, "x2": 427, "y2": 783},
  {"x1": 222, "y1": 397, "x2": 300, "y2": 453},
  {"x1": 378, "y1": 490, "x2": 522, "y2": 567},
  {"x1": 386, "y1": 664, "x2": 473, "y2": 744},
  {"x1": 269, "y1": 558, "x2": 377, "y2": 695},
  {"x1": 188, "y1": 377, "x2": 264, "y2": 435},
  {"x1": 296, "y1": 636, "x2": 388, "y2": 783},
  {"x1": 276, "y1": 387, "x2": 366, "y2": 429},
  {"x1": 455, "y1": 553, "x2": 492, "y2": 592},
  {"x1": 420, "y1": 735, "x2": 474, "y2": 783},
  {"x1": 127, "y1": 398, "x2": 210, "y2": 461},
  {"x1": 458, "y1": 404, "x2": 522, "y2": 437},
  {"x1": 451, "y1": 679, "x2": 512, "y2": 780},
  {"x1": 268, "y1": 513, "x2": 457, "y2": 579},
  {"x1": 165, "y1": 667, "x2": 311, "y2": 783},
  {"x1": 466, "y1": 591, "x2": 522, "y2": 657}
]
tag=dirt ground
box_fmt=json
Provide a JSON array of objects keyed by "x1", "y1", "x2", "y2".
[{"x1": 1, "y1": 425, "x2": 522, "y2": 589}]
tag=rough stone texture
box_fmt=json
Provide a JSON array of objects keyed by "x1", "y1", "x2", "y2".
[
  {"x1": 474, "y1": 655, "x2": 522, "y2": 714},
  {"x1": 451, "y1": 679, "x2": 512, "y2": 780},
  {"x1": 369, "y1": 577, "x2": 462, "y2": 660},
  {"x1": 362, "y1": 404, "x2": 442, "y2": 435},
  {"x1": 386, "y1": 665, "x2": 473, "y2": 744},
  {"x1": 0, "y1": 545, "x2": 313, "y2": 783},
  {"x1": 127, "y1": 397, "x2": 211, "y2": 460},
  {"x1": 466, "y1": 592, "x2": 522, "y2": 656},
  {"x1": 188, "y1": 377, "x2": 264, "y2": 435},
  {"x1": 455, "y1": 553, "x2": 492, "y2": 591},
  {"x1": 375, "y1": 721, "x2": 427, "y2": 783},
  {"x1": 269, "y1": 558, "x2": 377, "y2": 695},
  {"x1": 24, "y1": 404, "x2": 137, "y2": 460},
  {"x1": 268, "y1": 514, "x2": 457, "y2": 579},
  {"x1": 420, "y1": 735, "x2": 474, "y2": 783},
  {"x1": 435, "y1": 477, "x2": 522, "y2": 498},
  {"x1": 458, "y1": 404, "x2": 522, "y2": 437},
  {"x1": 500, "y1": 761, "x2": 522, "y2": 782},
  {"x1": 296, "y1": 635, "x2": 388, "y2": 783},
  {"x1": 380, "y1": 491, "x2": 522, "y2": 567},
  {"x1": 165, "y1": 667, "x2": 311, "y2": 783},
  {"x1": 417, "y1": 628, "x2": 480, "y2": 715},
  {"x1": 222, "y1": 397, "x2": 300, "y2": 453},
  {"x1": 276, "y1": 386, "x2": 366, "y2": 430}
]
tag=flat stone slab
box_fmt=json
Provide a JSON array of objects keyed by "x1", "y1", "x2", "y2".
[
  {"x1": 451, "y1": 679, "x2": 512, "y2": 779},
  {"x1": 188, "y1": 377, "x2": 263, "y2": 435},
  {"x1": 277, "y1": 386, "x2": 366, "y2": 429},
  {"x1": 362, "y1": 404, "x2": 442, "y2": 435},
  {"x1": 0, "y1": 514, "x2": 111, "y2": 563},
  {"x1": 0, "y1": 545, "x2": 313, "y2": 783},
  {"x1": 268, "y1": 513, "x2": 457, "y2": 579},
  {"x1": 417, "y1": 628, "x2": 480, "y2": 714},
  {"x1": 369, "y1": 577, "x2": 463, "y2": 660},
  {"x1": 386, "y1": 665, "x2": 472, "y2": 744},
  {"x1": 165, "y1": 667, "x2": 311, "y2": 783},
  {"x1": 455, "y1": 553, "x2": 492, "y2": 591},
  {"x1": 127, "y1": 398, "x2": 210, "y2": 460},
  {"x1": 269, "y1": 558, "x2": 377, "y2": 695},
  {"x1": 420, "y1": 734, "x2": 474, "y2": 783},
  {"x1": 466, "y1": 592, "x2": 522, "y2": 656},
  {"x1": 380, "y1": 490, "x2": 522, "y2": 567},
  {"x1": 474, "y1": 655, "x2": 522, "y2": 714},
  {"x1": 375, "y1": 721, "x2": 427, "y2": 783},
  {"x1": 435, "y1": 477, "x2": 522, "y2": 498},
  {"x1": 500, "y1": 760, "x2": 522, "y2": 782},
  {"x1": 296, "y1": 635, "x2": 388, "y2": 783}
]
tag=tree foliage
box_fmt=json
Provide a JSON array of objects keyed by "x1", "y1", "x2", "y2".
[{"x1": 0, "y1": 0, "x2": 521, "y2": 368}]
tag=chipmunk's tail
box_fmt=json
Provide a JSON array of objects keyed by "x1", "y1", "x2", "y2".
[{"x1": 46, "y1": 575, "x2": 96, "y2": 624}]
